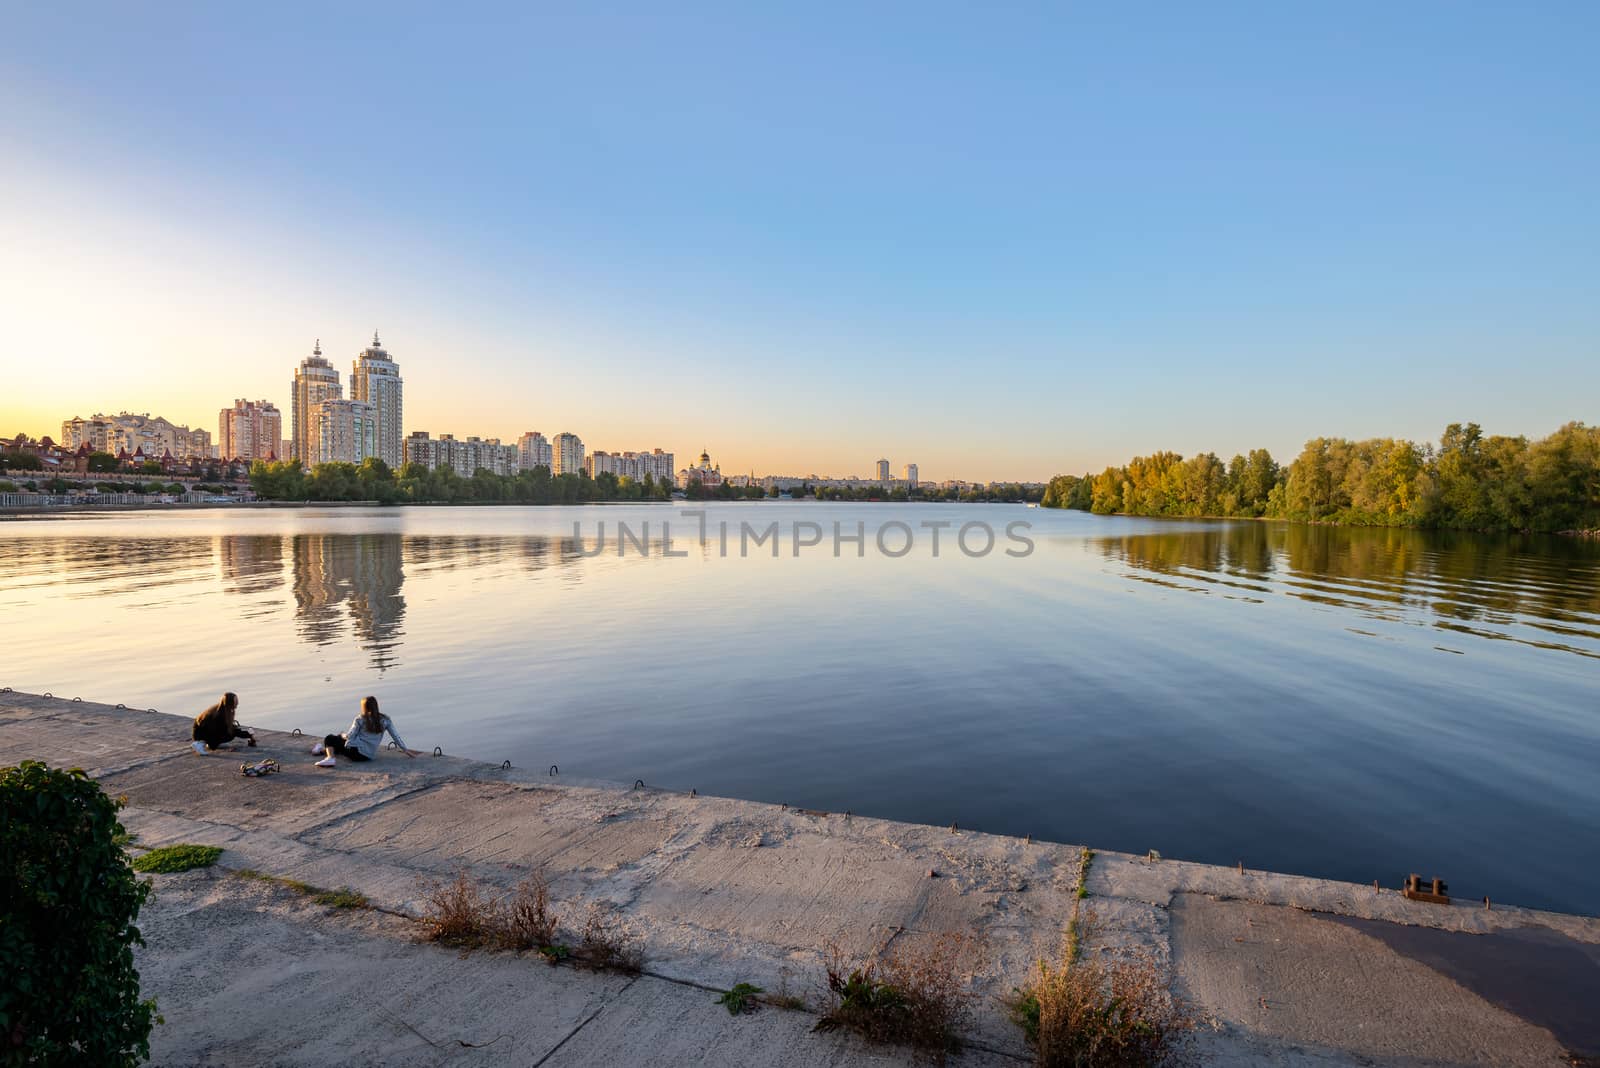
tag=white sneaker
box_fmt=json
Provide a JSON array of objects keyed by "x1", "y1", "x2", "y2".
[
  {"x1": 191, "y1": 741, "x2": 210, "y2": 755},
  {"x1": 314, "y1": 756, "x2": 337, "y2": 768},
  {"x1": 310, "y1": 743, "x2": 325, "y2": 755}
]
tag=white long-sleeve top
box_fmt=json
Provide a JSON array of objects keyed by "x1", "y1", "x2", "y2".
[{"x1": 343, "y1": 713, "x2": 408, "y2": 759}]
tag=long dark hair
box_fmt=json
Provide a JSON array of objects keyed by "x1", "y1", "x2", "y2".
[
  {"x1": 195, "y1": 692, "x2": 238, "y2": 731},
  {"x1": 360, "y1": 695, "x2": 383, "y2": 734}
]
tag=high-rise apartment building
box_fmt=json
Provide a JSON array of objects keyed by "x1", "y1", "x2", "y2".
[
  {"x1": 516, "y1": 431, "x2": 553, "y2": 471},
  {"x1": 291, "y1": 341, "x2": 342, "y2": 464},
  {"x1": 309, "y1": 399, "x2": 376, "y2": 465},
  {"x1": 876, "y1": 458, "x2": 891, "y2": 482},
  {"x1": 552, "y1": 432, "x2": 585, "y2": 476},
  {"x1": 903, "y1": 463, "x2": 918, "y2": 488},
  {"x1": 218, "y1": 399, "x2": 283, "y2": 461},
  {"x1": 350, "y1": 332, "x2": 404, "y2": 469}
]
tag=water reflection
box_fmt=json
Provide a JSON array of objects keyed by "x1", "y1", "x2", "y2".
[
  {"x1": 1096, "y1": 523, "x2": 1600, "y2": 658},
  {"x1": 217, "y1": 535, "x2": 284, "y2": 597},
  {"x1": 290, "y1": 535, "x2": 406, "y2": 671},
  {"x1": 5, "y1": 508, "x2": 1600, "y2": 914}
]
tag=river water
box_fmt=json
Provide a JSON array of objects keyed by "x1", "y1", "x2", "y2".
[{"x1": 3, "y1": 503, "x2": 1596, "y2": 913}]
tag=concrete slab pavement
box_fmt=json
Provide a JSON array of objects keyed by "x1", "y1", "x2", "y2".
[{"x1": 5, "y1": 693, "x2": 1597, "y2": 1066}]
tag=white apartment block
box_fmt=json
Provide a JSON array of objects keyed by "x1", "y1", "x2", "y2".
[
  {"x1": 516, "y1": 431, "x2": 554, "y2": 471},
  {"x1": 586, "y1": 447, "x2": 674, "y2": 483},
  {"x1": 404, "y1": 432, "x2": 518, "y2": 477},
  {"x1": 309, "y1": 399, "x2": 376, "y2": 465},
  {"x1": 552, "y1": 432, "x2": 584, "y2": 476},
  {"x1": 350, "y1": 333, "x2": 404, "y2": 469},
  {"x1": 903, "y1": 463, "x2": 918, "y2": 488}
]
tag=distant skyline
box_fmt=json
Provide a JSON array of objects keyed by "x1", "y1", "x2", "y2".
[{"x1": 2, "y1": 3, "x2": 1597, "y2": 481}]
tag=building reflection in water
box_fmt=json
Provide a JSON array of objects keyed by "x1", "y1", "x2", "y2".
[
  {"x1": 217, "y1": 535, "x2": 285, "y2": 600},
  {"x1": 1095, "y1": 522, "x2": 1600, "y2": 658},
  {"x1": 272, "y1": 532, "x2": 597, "y2": 672},
  {"x1": 291, "y1": 534, "x2": 406, "y2": 672}
]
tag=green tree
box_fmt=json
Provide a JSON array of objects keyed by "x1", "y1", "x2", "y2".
[
  {"x1": 1525, "y1": 421, "x2": 1600, "y2": 531},
  {"x1": 355, "y1": 457, "x2": 398, "y2": 502},
  {"x1": 249, "y1": 458, "x2": 306, "y2": 500},
  {"x1": 1, "y1": 762, "x2": 157, "y2": 1066},
  {"x1": 0, "y1": 451, "x2": 43, "y2": 471},
  {"x1": 307, "y1": 462, "x2": 358, "y2": 501},
  {"x1": 86, "y1": 452, "x2": 119, "y2": 473}
]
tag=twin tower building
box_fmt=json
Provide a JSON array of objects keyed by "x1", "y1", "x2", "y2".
[{"x1": 291, "y1": 335, "x2": 404, "y2": 469}]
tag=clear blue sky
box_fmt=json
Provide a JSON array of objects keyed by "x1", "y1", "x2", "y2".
[{"x1": 1, "y1": 2, "x2": 1596, "y2": 480}]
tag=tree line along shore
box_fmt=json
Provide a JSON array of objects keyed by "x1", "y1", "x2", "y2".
[
  {"x1": 1041, "y1": 421, "x2": 1599, "y2": 535},
  {"x1": 245, "y1": 458, "x2": 1046, "y2": 505}
]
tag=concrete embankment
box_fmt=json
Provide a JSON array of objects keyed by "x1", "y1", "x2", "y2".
[{"x1": 2, "y1": 691, "x2": 1597, "y2": 1067}]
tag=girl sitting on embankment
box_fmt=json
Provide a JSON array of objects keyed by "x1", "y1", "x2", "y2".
[{"x1": 313, "y1": 695, "x2": 417, "y2": 767}]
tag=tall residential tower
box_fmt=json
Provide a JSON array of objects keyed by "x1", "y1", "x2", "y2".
[
  {"x1": 350, "y1": 332, "x2": 404, "y2": 469},
  {"x1": 291, "y1": 341, "x2": 342, "y2": 465}
]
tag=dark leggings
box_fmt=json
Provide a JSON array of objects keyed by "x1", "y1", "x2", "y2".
[{"x1": 322, "y1": 734, "x2": 370, "y2": 762}]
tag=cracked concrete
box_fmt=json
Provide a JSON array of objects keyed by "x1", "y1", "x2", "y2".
[{"x1": 4, "y1": 691, "x2": 1597, "y2": 1066}]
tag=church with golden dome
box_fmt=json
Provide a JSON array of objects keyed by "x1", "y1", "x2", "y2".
[{"x1": 676, "y1": 449, "x2": 723, "y2": 491}]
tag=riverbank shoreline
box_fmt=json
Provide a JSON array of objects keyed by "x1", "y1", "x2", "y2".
[
  {"x1": 3, "y1": 690, "x2": 1597, "y2": 1066},
  {"x1": 1040, "y1": 506, "x2": 1600, "y2": 538}
]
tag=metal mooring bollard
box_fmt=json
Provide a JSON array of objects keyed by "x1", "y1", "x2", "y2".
[
  {"x1": 548, "y1": 765, "x2": 559, "y2": 776},
  {"x1": 633, "y1": 779, "x2": 645, "y2": 790},
  {"x1": 501, "y1": 760, "x2": 512, "y2": 770},
  {"x1": 432, "y1": 746, "x2": 443, "y2": 757},
  {"x1": 291, "y1": 728, "x2": 302, "y2": 737}
]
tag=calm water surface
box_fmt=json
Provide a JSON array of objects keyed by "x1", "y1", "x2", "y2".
[{"x1": 3, "y1": 504, "x2": 1597, "y2": 913}]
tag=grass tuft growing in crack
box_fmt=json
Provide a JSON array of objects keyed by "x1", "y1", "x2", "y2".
[
  {"x1": 132, "y1": 844, "x2": 221, "y2": 873},
  {"x1": 418, "y1": 870, "x2": 642, "y2": 973},
  {"x1": 814, "y1": 934, "x2": 974, "y2": 1062},
  {"x1": 235, "y1": 868, "x2": 369, "y2": 909},
  {"x1": 1008, "y1": 911, "x2": 1195, "y2": 1068}
]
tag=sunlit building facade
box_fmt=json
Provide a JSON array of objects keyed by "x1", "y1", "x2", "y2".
[
  {"x1": 309, "y1": 399, "x2": 376, "y2": 465},
  {"x1": 552, "y1": 432, "x2": 585, "y2": 476},
  {"x1": 516, "y1": 431, "x2": 553, "y2": 471},
  {"x1": 62, "y1": 412, "x2": 212, "y2": 459},
  {"x1": 350, "y1": 333, "x2": 404, "y2": 469},
  {"x1": 218, "y1": 399, "x2": 283, "y2": 461},
  {"x1": 587, "y1": 447, "x2": 674, "y2": 483},
  {"x1": 404, "y1": 431, "x2": 518, "y2": 477},
  {"x1": 291, "y1": 341, "x2": 342, "y2": 464}
]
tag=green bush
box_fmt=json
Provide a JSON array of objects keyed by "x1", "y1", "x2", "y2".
[{"x1": 0, "y1": 761, "x2": 157, "y2": 1066}]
